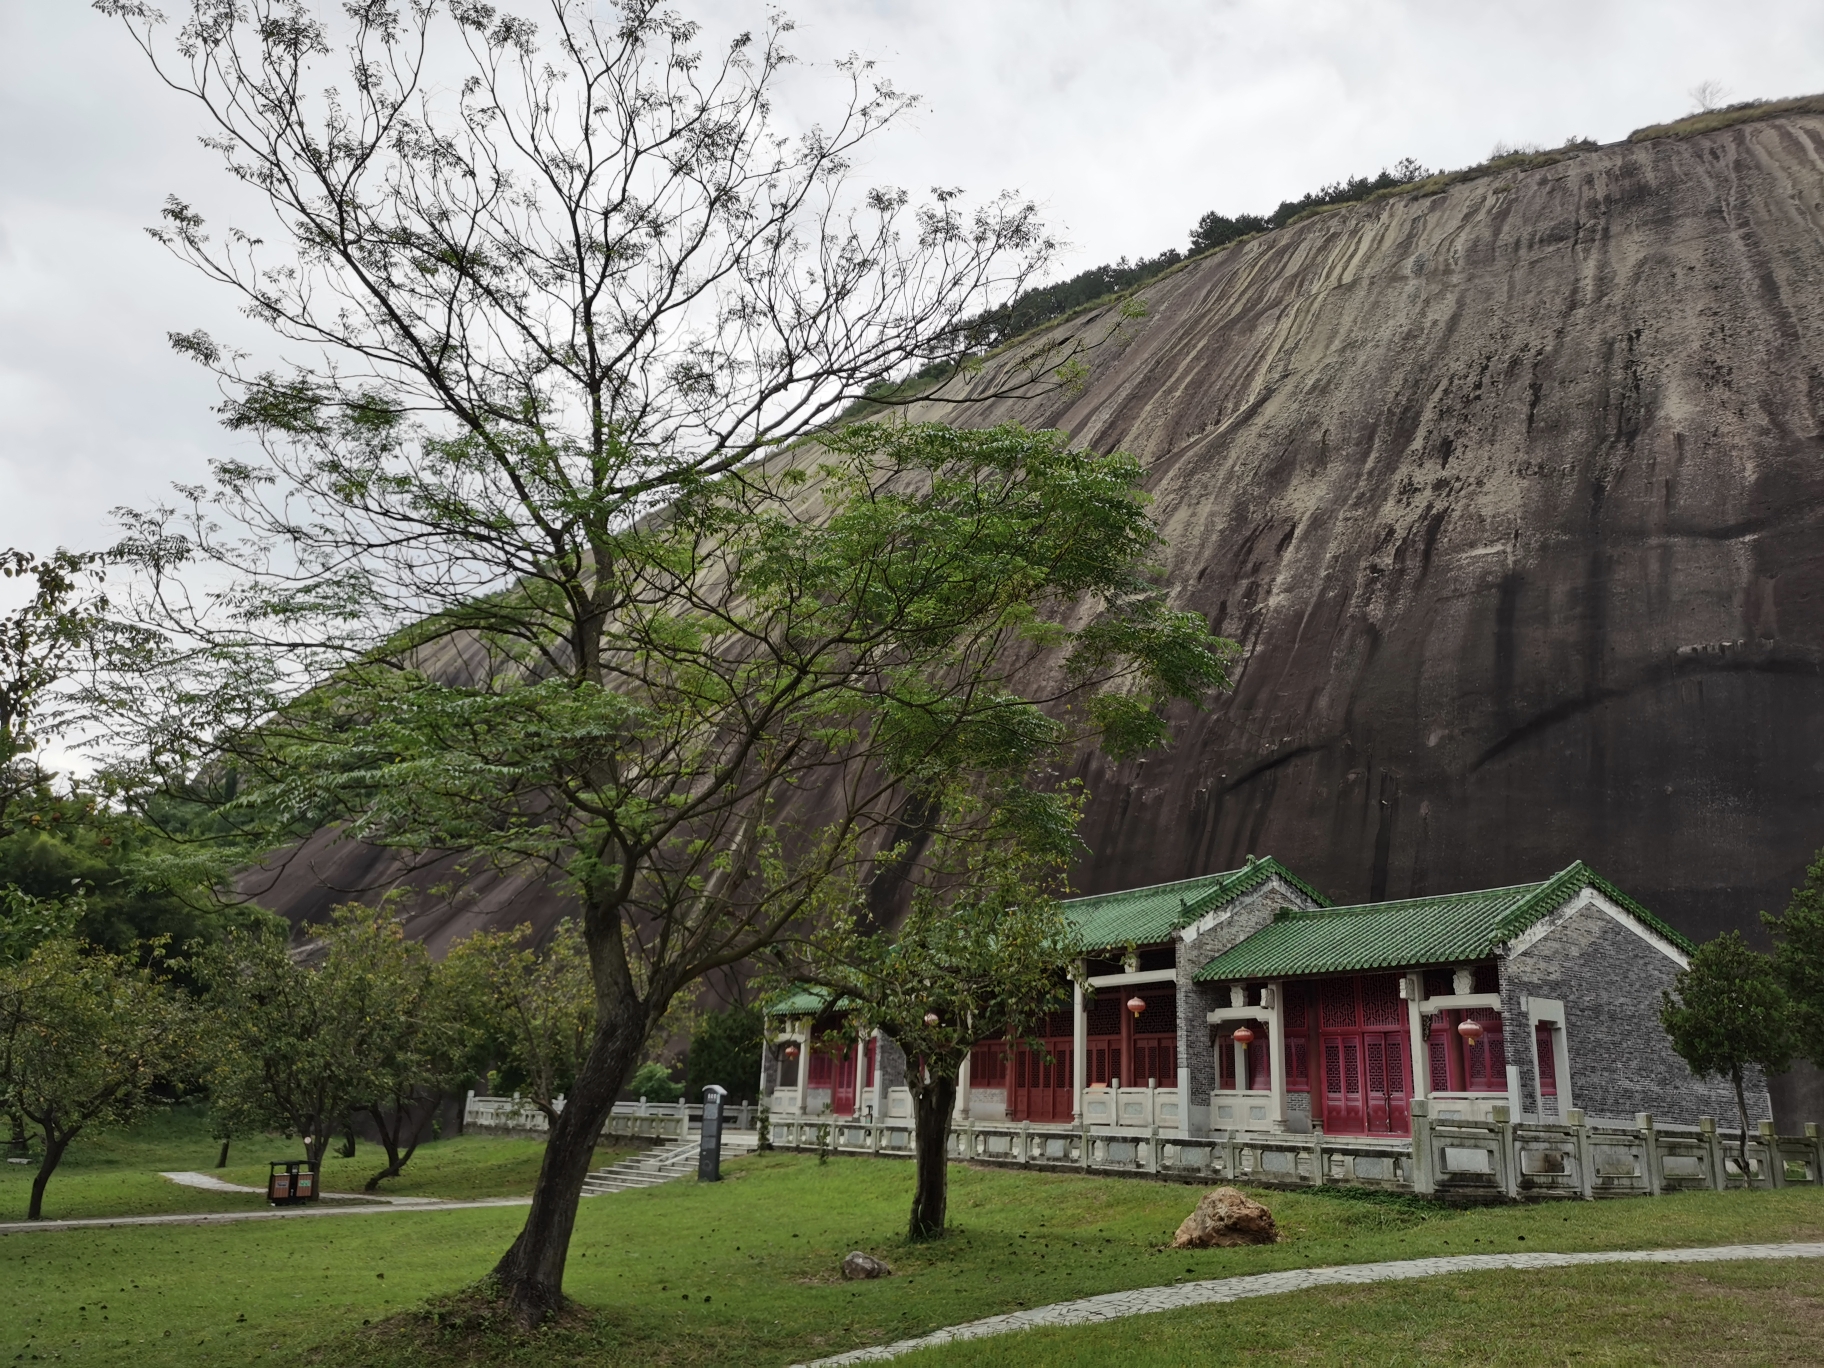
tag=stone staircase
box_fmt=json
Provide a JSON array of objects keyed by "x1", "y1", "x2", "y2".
[{"x1": 581, "y1": 1131, "x2": 759, "y2": 1196}]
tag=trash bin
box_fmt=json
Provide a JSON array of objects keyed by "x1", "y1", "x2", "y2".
[{"x1": 268, "y1": 1160, "x2": 318, "y2": 1205}]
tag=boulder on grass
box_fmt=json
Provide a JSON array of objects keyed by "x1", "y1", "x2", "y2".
[
  {"x1": 1171, "y1": 1186, "x2": 1278, "y2": 1248},
  {"x1": 841, "y1": 1250, "x2": 893, "y2": 1280}
]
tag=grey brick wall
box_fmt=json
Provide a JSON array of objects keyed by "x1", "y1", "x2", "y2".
[
  {"x1": 1176, "y1": 872, "x2": 1325, "y2": 1134},
  {"x1": 1501, "y1": 895, "x2": 1770, "y2": 1128}
]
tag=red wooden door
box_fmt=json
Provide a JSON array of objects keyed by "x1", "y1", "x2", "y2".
[
  {"x1": 831, "y1": 1041, "x2": 857, "y2": 1116},
  {"x1": 1317, "y1": 975, "x2": 1410, "y2": 1136},
  {"x1": 1011, "y1": 1038, "x2": 1073, "y2": 1121}
]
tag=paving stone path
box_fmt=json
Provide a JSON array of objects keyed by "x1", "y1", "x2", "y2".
[{"x1": 797, "y1": 1241, "x2": 1824, "y2": 1366}]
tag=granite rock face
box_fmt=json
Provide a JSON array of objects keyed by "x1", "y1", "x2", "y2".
[
  {"x1": 926, "y1": 116, "x2": 1824, "y2": 954},
  {"x1": 1171, "y1": 1186, "x2": 1278, "y2": 1248}
]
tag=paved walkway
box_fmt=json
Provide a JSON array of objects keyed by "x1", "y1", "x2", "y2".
[
  {"x1": 0, "y1": 1195, "x2": 530, "y2": 1236},
  {"x1": 160, "y1": 1170, "x2": 438, "y2": 1205},
  {"x1": 797, "y1": 1241, "x2": 1824, "y2": 1366}
]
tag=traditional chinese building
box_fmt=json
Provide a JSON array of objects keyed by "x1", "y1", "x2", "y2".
[{"x1": 761, "y1": 859, "x2": 1767, "y2": 1137}]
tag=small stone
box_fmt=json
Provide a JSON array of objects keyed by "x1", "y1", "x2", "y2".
[
  {"x1": 1170, "y1": 1187, "x2": 1278, "y2": 1249},
  {"x1": 841, "y1": 1250, "x2": 893, "y2": 1280}
]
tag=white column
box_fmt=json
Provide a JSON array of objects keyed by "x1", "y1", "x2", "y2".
[
  {"x1": 956, "y1": 1047, "x2": 972, "y2": 1120},
  {"x1": 1405, "y1": 974, "x2": 1430, "y2": 1101},
  {"x1": 854, "y1": 1032, "x2": 869, "y2": 1117},
  {"x1": 870, "y1": 1029, "x2": 885, "y2": 1117},
  {"x1": 1072, "y1": 976, "x2": 1087, "y2": 1123},
  {"x1": 1266, "y1": 982, "x2": 1287, "y2": 1129},
  {"x1": 795, "y1": 1020, "x2": 810, "y2": 1115}
]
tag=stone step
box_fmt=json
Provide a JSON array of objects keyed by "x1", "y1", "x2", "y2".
[{"x1": 580, "y1": 1133, "x2": 759, "y2": 1196}]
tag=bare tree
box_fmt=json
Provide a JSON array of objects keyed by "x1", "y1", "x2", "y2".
[{"x1": 1689, "y1": 79, "x2": 1731, "y2": 113}]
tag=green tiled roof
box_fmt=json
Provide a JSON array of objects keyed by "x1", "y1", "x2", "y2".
[
  {"x1": 1193, "y1": 861, "x2": 1692, "y2": 982},
  {"x1": 1064, "y1": 857, "x2": 1329, "y2": 952},
  {"x1": 763, "y1": 989, "x2": 847, "y2": 1017}
]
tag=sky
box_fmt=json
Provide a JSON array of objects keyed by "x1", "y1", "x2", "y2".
[{"x1": 2, "y1": 0, "x2": 1821, "y2": 559}]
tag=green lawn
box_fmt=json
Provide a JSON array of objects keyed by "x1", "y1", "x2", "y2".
[
  {"x1": 4, "y1": 1140, "x2": 1823, "y2": 1366},
  {"x1": 899, "y1": 1259, "x2": 1824, "y2": 1365},
  {"x1": 1, "y1": 1104, "x2": 631, "y2": 1222}
]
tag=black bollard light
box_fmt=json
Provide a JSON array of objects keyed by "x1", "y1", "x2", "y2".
[{"x1": 698, "y1": 1084, "x2": 727, "y2": 1182}]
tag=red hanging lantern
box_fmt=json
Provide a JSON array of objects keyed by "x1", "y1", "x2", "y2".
[
  {"x1": 1232, "y1": 1025, "x2": 1255, "y2": 1047},
  {"x1": 1457, "y1": 1016, "x2": 1484, "y2": 1047},
  {"x1": 923, "y1": 1011, "x2": 940, "y2": 1026},
  {"x1": 1126, "y1": 995, "x2": 1147, "y2": 1018},
  {"x1": 783, "y1": 1043, "x2": 800, "y2": 1060}
]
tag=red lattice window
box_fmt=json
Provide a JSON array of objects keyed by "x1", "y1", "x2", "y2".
[
  {"x1": 1284, "y1": 982, "x2": 1308, "y2": 1030},
  {"x1": 1086, "y1": 992, "x2": 1122, "y2": 1036},
  {"x1": 1321, "y1": 977, "x2": 1358, "y2": 1029},
  {"x1": 1429, "y1": 1036, "x2": 1449, "y2": 1091},
  {"x1": 1133, "y1": 988, "x2": 1176, "y2": 1035},
  {"x1": 970, "y1": 1043, "x2": 1009, "y2": 1087},
  {"x1": 1385, "y1": 1040, "x2": 1404, "y2": 1094},
  {"x1": 1343, "y1": 1040, "x2": 1360, "y2": 1095},
  {"x1": 1361, "y1": 974, "x2": 1403, "y2": 1026},
  {"x1": 1287, "y1": 1035, "x2": 1309, "y2": 1090},
  {"x1": 1324, "y1": 1039, "x2": 1343, "y2": 1096}
]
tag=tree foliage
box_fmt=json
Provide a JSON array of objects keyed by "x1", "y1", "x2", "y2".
[
  {"x1": 783, "y1": 788, "x2": 1084, "y2": 1239},
  {"x1": 1660, "y1": 931, "x2": 1793, "y2": 1165},
  {"x1": 685, "y1": 1004, "x2": 763, "y2": 1104},
  {"x1": 0, "y1": 937, "x2": 198, "y2": 1219},
  {"x1": 443, "y1": 920, "x2": 595, "y2": 1123},
  {"x1": 199, "y1": 905, "x2": 467, "y2": 1186},
  {"x1": 1766, "y1": 850, "x2": 1824, "y2": 1070}
]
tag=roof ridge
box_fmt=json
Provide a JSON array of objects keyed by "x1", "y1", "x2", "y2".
[
  {"x1": 1286, "y1": 875, "x2": 1553, "y2": 918},
  {"x1": 1061, "y1": 867, "x2": 1247, "y2": 905},
  {"x1": 1497, "y1": 859, "x2": 1695, "y2": 954}
]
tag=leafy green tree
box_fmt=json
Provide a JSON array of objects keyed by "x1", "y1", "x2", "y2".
[
  {"x1": 196, "y1": 918, "x2": 366, "y2": 1179},
  {"x1": 0, "y1": 937, "x2": 198, "y2": 1219},
  {"x1": 790, "y1": 807, "x2": 1082, "y2": 1240},
  {"x1": 315, "y1": 904, "x2": 468, "y2": 1191},
  {"x1": 443, "y1": 920, "x2": 595, "y2": 1126},
  {"x1": 1766, "y1": 850, "x2": 1824, "y2": 1070},
  {"x1": 1661, "y1": 932, "x2": 1794, "y2": 1166},
  {"x1": 99, "y1": 1, "x2": 1225, "y2": 1323},
  {"x1": 626, "y1": 1061, "x2": 684, "y2": 1104},
  {"x1": 686, "y1": 1005, "x2": 764, "y2": 1104}
]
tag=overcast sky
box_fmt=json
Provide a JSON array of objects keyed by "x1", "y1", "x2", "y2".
[{"x1": 2, "y1": 0, "x2": 1821, "y2": 559}]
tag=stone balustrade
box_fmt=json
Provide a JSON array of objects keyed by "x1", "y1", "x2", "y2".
[{"x1": 766, "y1": 1099, "x2": 1824, "y2": 1200}]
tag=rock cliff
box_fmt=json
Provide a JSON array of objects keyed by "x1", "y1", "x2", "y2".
[{"x1": 931, "y1": 113, "x2": 1824, "y2": 949}]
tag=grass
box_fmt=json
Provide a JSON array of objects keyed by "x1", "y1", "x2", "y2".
[
  {"x1": 896, "y1": 1258, "x2": 1824, "y2": 1365},
  {"x1": 0, "y1": 1103, "x2": 632, "y2": 1222},
  {"x1": 1629, "y1": 93, "x2": 1824, "y2": 143},
  {"x1": 4, "y1": 1136, "x2": 1824, "y2": 1366}
]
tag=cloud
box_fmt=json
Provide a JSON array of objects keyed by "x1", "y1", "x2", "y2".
[{"x1": 1, "y1": 0, "x2": 1819, "y2": 555}]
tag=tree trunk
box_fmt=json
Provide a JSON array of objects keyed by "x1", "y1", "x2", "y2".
[
  {"x1": 27, "y1": 1130, "x2": 72, "y2": 1221},
  {"x1": 489, "y1": 1007, "x2": 647, "y2": 1326},
  {"x1": 363, "y1": 1094, "x2": 431, "y2": 1192},
  {"x1": 1732, "y1": 1065, "x2": 1751, "y2": 1172},
  {"x1": 216, "y1": 1138, "x2": 231, "y2": 1169},
  {"x1": 908, "y1": 1072, "x2": 958, "y2": 1241}
]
